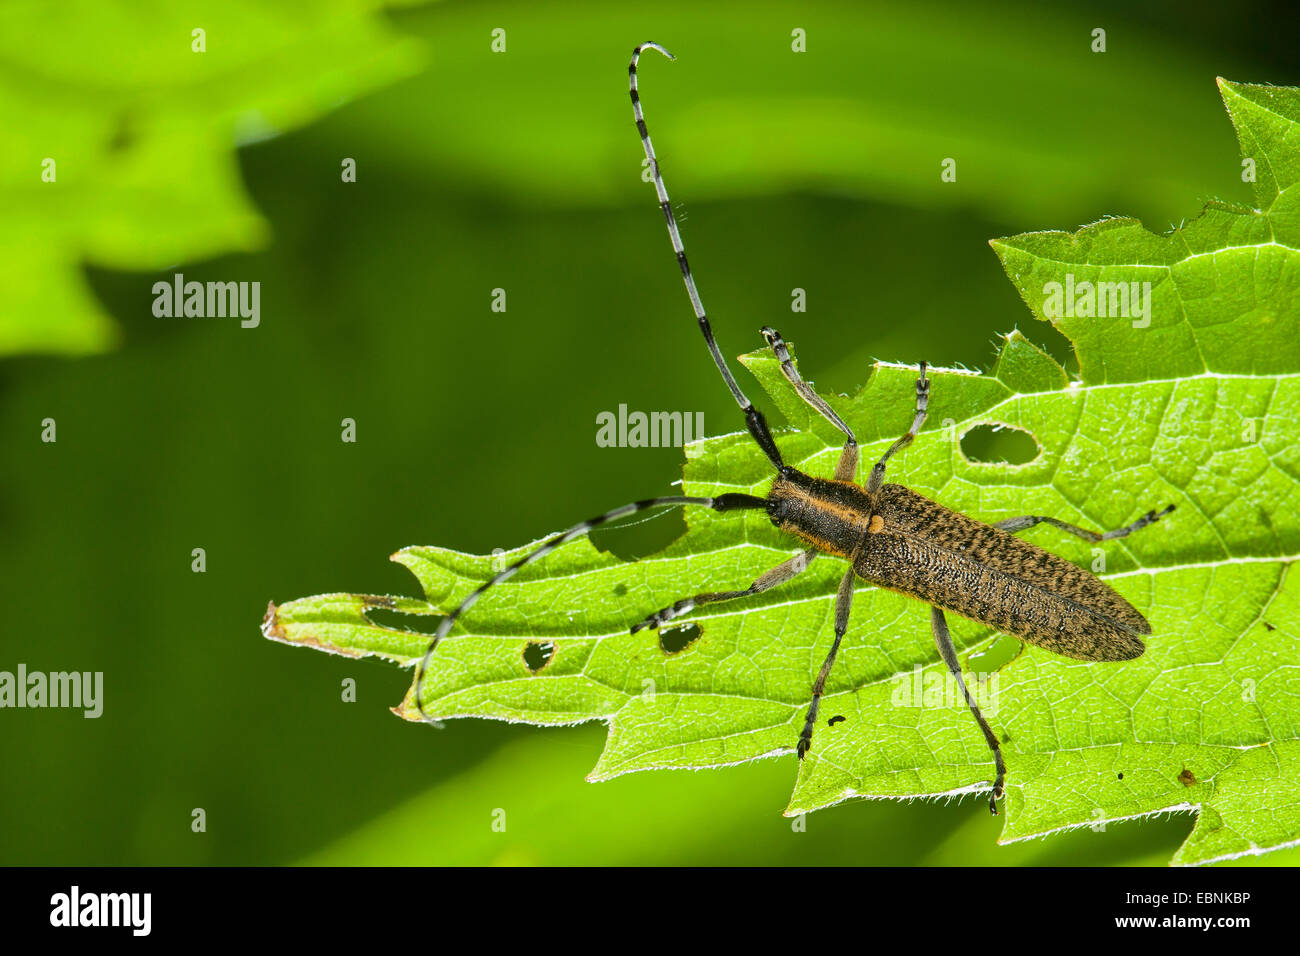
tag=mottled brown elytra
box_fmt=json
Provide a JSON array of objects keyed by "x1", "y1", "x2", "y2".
[{"x1": 413, "y1": 41, "x2": 1174, "y2": 815}]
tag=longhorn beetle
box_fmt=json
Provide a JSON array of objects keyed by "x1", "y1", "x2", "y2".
[{"x1": 414, "y1": 41, "x2": 1175, "y2": 815}]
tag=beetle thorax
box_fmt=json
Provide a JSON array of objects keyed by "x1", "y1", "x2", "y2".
[{"x1": 765, "y1": 468, "x2": 878, "y2": 560}]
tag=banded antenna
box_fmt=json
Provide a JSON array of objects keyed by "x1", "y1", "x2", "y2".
[{"x1": 628, "y1": 42, "x2": 784, "y2": 470}]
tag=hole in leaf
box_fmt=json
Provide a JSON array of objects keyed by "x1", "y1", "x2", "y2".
[
  {"x1": 613, "y1": 583, "x2": 628, "y2": 598},
  {"x1": 364, "y1": 606, "x2": 443, "y2": 636},
  {"x1": 827, "y1": 715, "x2": 846, "y2": 727},
  {"x1": 961, "y1": 424, "x2": 1039, "y2": 464},
  {"x1": 659, "y1": 623, "x2": 701, "y2": 654},
  {"x1": 523, "y1": 641, "x2": 555, "y2": 673},
  {"x1": 964, "y1": 633, "x2": 1022, "y2": 674}
]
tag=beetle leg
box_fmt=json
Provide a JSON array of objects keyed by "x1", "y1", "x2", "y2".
[
  {"x1": 798, "y1": 567, "x2": 856, "y2": 759},
  {"x1": 866, "y1": 363, "x2": 929, "y2": 494},
  {"x1": 631, "y1": 548, "x2": 816, "y2": 634},
  {"x1": 995, "y1": 504, "x2": 1175, "y2": 542},
  {"x1": 930, "y1": 606, "x2": 1006, "y2": 815},
  {"x1": 761, "y1": 327, "x2": 859, "y2": 482}
]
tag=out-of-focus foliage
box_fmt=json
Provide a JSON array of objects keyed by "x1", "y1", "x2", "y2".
[{"x1": 0, "y1": 0, "x2": 420, "y2": 355}]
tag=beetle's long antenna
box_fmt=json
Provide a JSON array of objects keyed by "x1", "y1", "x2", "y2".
[
  {"x1": 629, "y1": 42, "x2": 784, "y2": 471},
  {"x1": 413, "y1": 492, "x2": 766, "y2": 720}
]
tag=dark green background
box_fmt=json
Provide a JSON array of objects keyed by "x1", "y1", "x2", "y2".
[{"x1": 3, "y1": 0, "x2": 1297, "y2": 865}]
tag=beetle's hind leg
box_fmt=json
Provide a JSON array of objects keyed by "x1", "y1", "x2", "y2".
[
  {"x1": 761, "y1": 327, "x2": 859, "y2": 481},
  {"x1": 995, "y1": 504, "x2": 1175, "y2": 541},
  {"x1": 866, "y1": 363, "x2": 929, "y2": 494},
  {"x1": 931, "y1": 606, "x2": 1006, "y2": 815},
  {"x1": 798, "y1": 567, "x2": 856, "y2": 759},
  {"x1": 631, "y1": 548, "x2": 816, "y2": 633}
]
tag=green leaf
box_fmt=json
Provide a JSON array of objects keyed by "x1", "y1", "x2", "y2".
[
  {"x1": 264, "y1": 78, "x2": 1300, "y2": 866},
  {"x1": 0, "y1": 0, "x2": 421, "y2": 356}
]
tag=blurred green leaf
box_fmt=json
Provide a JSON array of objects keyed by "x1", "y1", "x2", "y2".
[
  {"x1": 0, "y1": 0, "x2": 421, "y2": 356},
  {"x1": 361, "y1": 0, "x2": 1251, "y2": 226},
  {"x1": 266, "y1": 80, "x2": 1300, "y2": 866},
  {"x1": 301, "y1": 724, "x2": 1200, "y2": 866}
]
